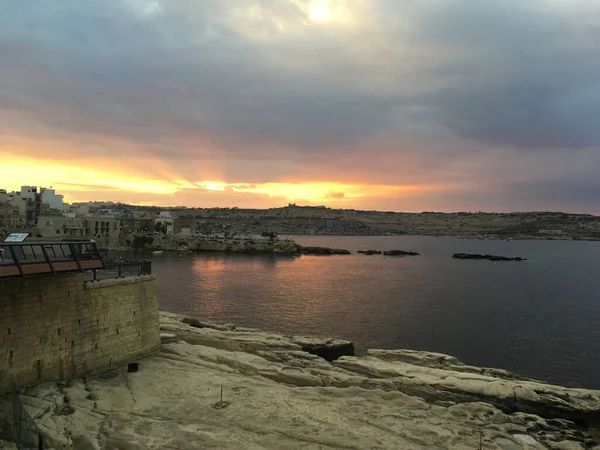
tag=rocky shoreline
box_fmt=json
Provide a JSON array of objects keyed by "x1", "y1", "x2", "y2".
[
  {"x1": 126, "y1": 235, "x2": 429, "y2": 258},
  {"x1": 2, "y1": 311, "x2": 599, "y2": 449},
  {"x1": 300, "y1": 246, "x2": 352, "y2": 255},
  {"x1": 129, "y1": 235, "x2": 302, "y2": 254},
  {"x1": 127, "y1": 236, "x2": 530, "y2": 262}
]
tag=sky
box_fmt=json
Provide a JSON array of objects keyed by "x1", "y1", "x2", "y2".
[{"x1": 1, "y1": 0, "x2": 599, "y2": 212}]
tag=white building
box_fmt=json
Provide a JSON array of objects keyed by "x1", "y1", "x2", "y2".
[
  {"x1": 155, "y1": 212, "x2": 175, "y2": 234},
  {"x1": 20, "y1": 186, "x2": 37, "y2": 201},
  {"x1": 40, "y1": 188, "x2": 64, "y2": 211}
]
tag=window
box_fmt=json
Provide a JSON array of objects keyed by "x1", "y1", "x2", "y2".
[{"x1": 56, "y1": 230, "x2": 60, "y2": 234}]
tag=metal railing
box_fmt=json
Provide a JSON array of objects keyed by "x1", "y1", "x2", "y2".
[
  {"x1": 0, "y1": 240, "x2": 104, "y2": 277},
  {"x1": 85, "y1": 260, "x2": 152, "y2": 281}
]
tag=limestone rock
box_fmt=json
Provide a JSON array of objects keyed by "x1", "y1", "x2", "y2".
[
  {"x1": 130, "y1": 235, "x2": 301, "y2": 254},
  {"x1": 366, "y1": 349, "x2": 535, "y2": 381},
  {"x1": 1, "y1": 311, "x2": 598, "y2": 450},
  {"x1": 159, "y1": 332, "x2": 178, "y2": 344},
  {"x1": 383, "y1": 250, "x2": 420, "y2": 256},
  {"x1": 453, "y1": 253, "x2": 527, "y2": 261},
  {"x1": 292, "y1": 337, "x2": 355, "y2": 361},
  {"x1": 300, "y1": 246, "x2": 352, "y2": 255},
  {"x1": 0, "y1": 440, "x2": 18, "y2": 449}
]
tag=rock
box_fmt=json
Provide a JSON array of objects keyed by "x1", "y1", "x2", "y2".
[
  {"x1": 0, "y1": 440, "x2": 18, "y2": 450},
  {"x1": 72, "y1": 433, "x2": 101, "y2": 450},
  {"x1": 180, "y1": 317, "x2": 207, "y2": 328},
  {"x1": 180, "y1": 317, "x2": 235, "y2": 331},
  {"x1": 131, "y1": 235, "x2": 302, "y2": 255},
  {"x1": 383, "y1": 250, "x2": 420, "y2": 256},
  {"x1": 452, "y1": 253, "x2": 527, "y2": 261},
  {"x1": 300, "y1": 246, "x2": 351, "y2": 255},
  {"x1": 513, "y1": 434, "x2": 540, "y2": 446},
  {"x1": 293, "y1": 338, "x2": 355, "y2": 362},
  {"x1": 366, "y1": 349, "x2": 534, "y2": 382},
  {"x1": 333, "y1": 353, "x2": 600, "y2": 422},
  {"x1": 160, "y1": 333, "x2": 178, "y2": 344},
  {"x1": 1, "y1": 311, "x2": 598, "y2": 450},
  {"x1": 548, "y1": 442, "x2": 587, "y2": 450},
  {"x1": 357, "y1": 250, "x2": 383, "y2": 255}
]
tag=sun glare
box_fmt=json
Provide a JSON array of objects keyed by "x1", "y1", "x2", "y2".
[{"x1": 308, "y1": 0, "x2": 332, "y2": 23}]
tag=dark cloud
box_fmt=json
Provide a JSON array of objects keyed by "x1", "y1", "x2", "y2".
[
  {"x1": 412, "y1": 4, "x2": 600, "y2": 149},
  {"x1": 1, "y1": 0, "x2": 599, "y2": 211}
]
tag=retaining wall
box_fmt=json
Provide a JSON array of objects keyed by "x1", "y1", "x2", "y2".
[{"x1": 0, "y1": 273, "x2": 160, "y2": 393}]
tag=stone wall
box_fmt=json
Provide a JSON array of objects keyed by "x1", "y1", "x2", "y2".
[{"x1": 0, "y1": 273, "x2": 160, "y2": 393}]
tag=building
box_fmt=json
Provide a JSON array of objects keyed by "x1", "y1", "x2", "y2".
[
  {"x1": 37, "y1": 216, "x2": 86, "y2": 238},
  {"x1": 1, "y1": 186, "x2": 64, "y2": 226},
  {"x1": 154, "y1": 212, "x2": 197, "y2": 235},
  {"x1": 121, "y1": 217, "x2": 155, "y2": 235},
  {"x1": 85, "y1": 215, "x2": 120, "y2": 247},
  {"x1": 173, "y1": 217, "x2": 197, "y2": 235},
  {"x1": 36, "y1": 214, "x2": 120, "y2": 248},
  {"x1": 0, "y1": 202, "x2": 27, "y2": 233},
  {"x1": 20, "y1": 186, "x2": 37, "y2": 201},
  {"x1": 155, "y1": 211, "x2": 175, "y2": 234},
  {"x1": 40, "y1": 188, "x2": 64, "y2": 211}
]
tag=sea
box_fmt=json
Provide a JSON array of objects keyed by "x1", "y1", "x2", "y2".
[{"x1": 140, "y1": 235, "x2": 600, "y2": 389}]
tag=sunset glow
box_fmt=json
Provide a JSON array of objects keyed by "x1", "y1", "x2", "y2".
[
  {"x1": 0, "y1": 150, "x2": 436, "y2": 207},
  {"x1": 1, "y1": 0, "x2": 598, "y2": 213}
]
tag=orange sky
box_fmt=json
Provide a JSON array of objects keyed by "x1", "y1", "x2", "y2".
[
  {"x1": 0, "y1": 147, "x2": 445, "y2": 209},
  {"x1": 0, "y1": 127, "x2": 456, "y2": 210}
]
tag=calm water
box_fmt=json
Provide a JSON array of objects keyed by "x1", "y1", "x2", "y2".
[{"x1": 146, "y1": 235, "x2": 600, "y2": 389}]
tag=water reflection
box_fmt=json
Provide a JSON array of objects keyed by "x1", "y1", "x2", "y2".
[
  {"x1": 192, "y1": 257, "x2": 226, "y2": 316},
  {"x1": 150, "y1": 236, "x2": 600, "y2": 389}
]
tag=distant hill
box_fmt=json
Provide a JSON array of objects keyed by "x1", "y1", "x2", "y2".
[{"x1": 111, "y1": 203, "x2": 600, "y2": 240}]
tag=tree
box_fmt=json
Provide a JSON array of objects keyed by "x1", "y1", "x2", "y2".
[
  {"x1": 262, "y1": 231, "x2": 277, "y2": 241},
  {"x1": 154, "y1": 221, "x2": 168, "y2": 235}
]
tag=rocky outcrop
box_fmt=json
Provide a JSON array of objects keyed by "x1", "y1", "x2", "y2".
[
  {"x1": 357, "y1": 249, "x2": 383, "y2": 255},
  {"x1": 453, "y1": 253, "x2": 527, "y2": 261},
  {"x1": 383, "y1": 250, "x2": 420, "y2": 256},
  {"x1": 300, "y1": 246, "x2": 351, "y2": 255},
  {"x1": 292, "y1": 337, "x2": 355, "y2": 361},
  {"x1": 191, "y1": 238, "x2": 300, "y2": 254},
  {"x1": 2, "y1": 312, "x2": 599, "y2": 449},
  {"x1": 129, "y1": 234, "x2": 302, "y2": 254}
]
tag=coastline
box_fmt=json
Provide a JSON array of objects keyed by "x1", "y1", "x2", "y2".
[
  {"x1": 116, "y1": 232, "x2": 600, "y2": 255},
  {"x1": 4, "y1": 311, "x2": 599, "y2": 449},
  {"x1": 282, "y1": 232, "x2": 600, "y2": 241}
]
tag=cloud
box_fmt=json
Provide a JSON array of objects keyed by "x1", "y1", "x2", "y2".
[
  {"x1": 1, "y1": 0, "x2": 599, "y2": 211},
  {"x1": 326, "y1": 191, "x2": 345, "y2": 199}
]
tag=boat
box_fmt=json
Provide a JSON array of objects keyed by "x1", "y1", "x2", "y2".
[{"x1": 152, "y1": 251, "x2": 163, "y2": 255}]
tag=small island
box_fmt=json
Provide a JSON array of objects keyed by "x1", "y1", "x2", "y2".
[
  {"x1": 453, "y1": 253, "x2": 527, "y2": 261},
  {"x1": 357, "y1": 249, "x2": 420, "y2": 256},
  {"x1": 383, "y1": 250, "x2": 420, "y2": 256},
  {"x1": 300, "y1": 246, "x2": 351, "y2": 255},
  {"x1": 357, "y1": 250, "x2": 383, "y2": 255}
]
